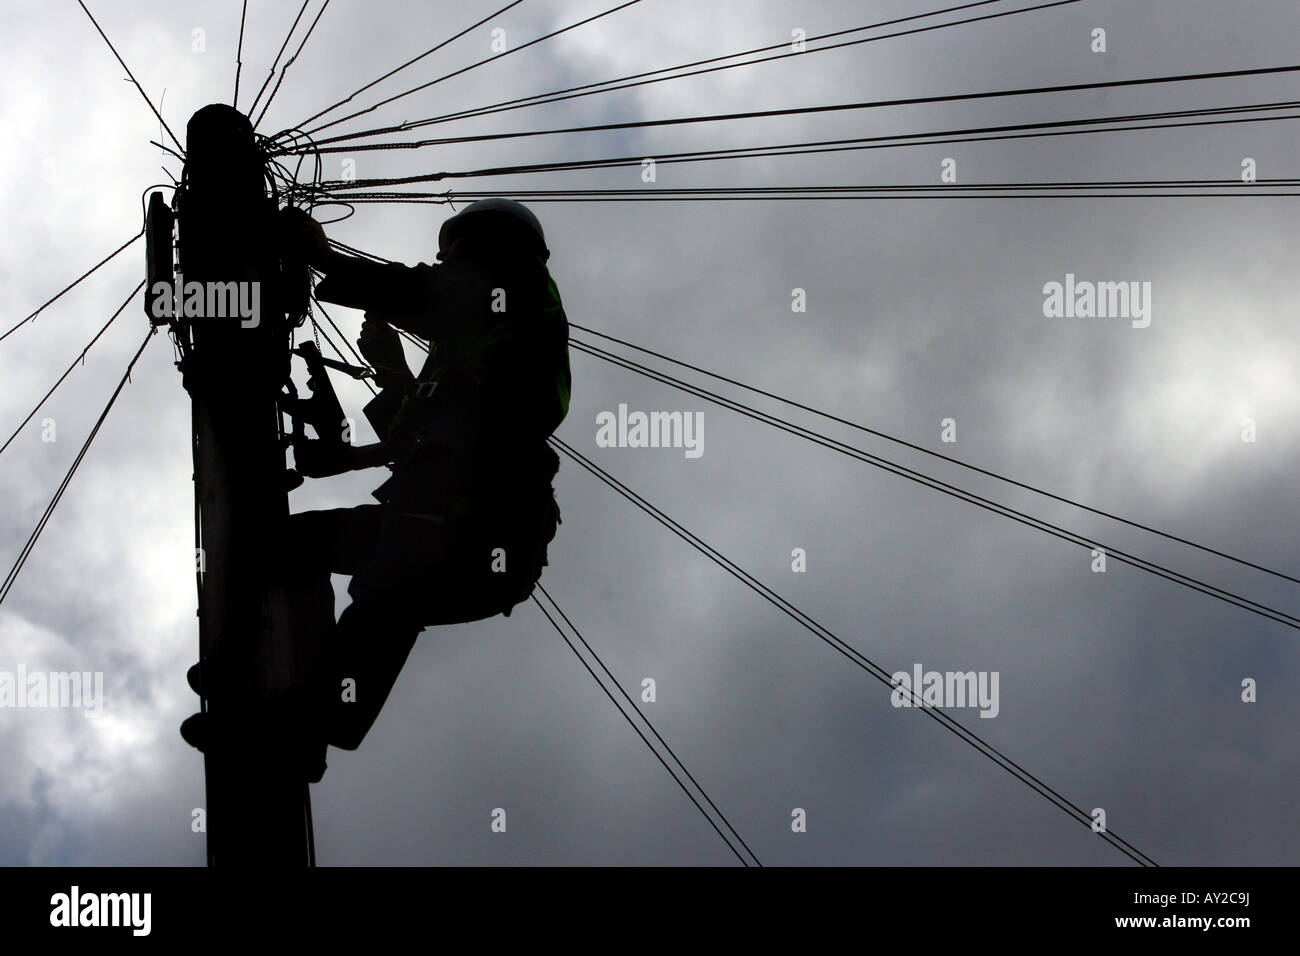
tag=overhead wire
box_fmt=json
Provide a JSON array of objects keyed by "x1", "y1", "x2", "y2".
[
  {"x1": 567, "y1": 338, "x2": 1300, "y2": 632},
  {"x1": 327, "y1": 238, "x2": 388, "y2": 263},
  {"x1": 0, "y1": 280, "x2": 146, "y2": 460},
  {"x1": 532, "y1": 585, "x2": 760, "y2": 866},
  {"x1": 319, "y1": 96, "x2": 1300, "y2": 155},
  {"x1": 247, "y1": 0, "x2": 312, "y2": 122},
  {"x1": 233, "y1": 0, "x2": 249, "y2": 108},
  {"x1": 296, "y1": 0, "x2": 1079, "y2": 142},
  {"x1": 336, "y1": 180, "x2": 1300, "y2": 203},
  {"x1": 253, "y1": 0, "x2": 332, "y2": 130},
  {"x1": 287, "y1": 0, "x2": 530, "y2": 134},
  {"x1": 0, "y1": 326, "x2": 156, "y2": 612},
  {"x1": 75, "y1": 0, "x2": 184, "y2": 154},
  {"x1": 299, "y1": 61, "x2": 1300, "y2": 152},
  {"x1": 572, "y1": 324, "x2": 1300, "y2": 587},
  {"x1": 148, "y1": 140, "x2": 186, "y2": 165},
  {"x1": 302, "y1": 102, "x2": 1300, "y2": 186},
  {"x1": 1, "y1": 229, "x2": 144, "y2": 345},
  {"x1": 300, "y1": 0, "x2": 646, "y2": 139},
  {"x1": 549, "y1": 436, "x2": 1158, "y2": 867},
  {"x1": 304, "y1": 784, "x2": 316, "y2": 867}
]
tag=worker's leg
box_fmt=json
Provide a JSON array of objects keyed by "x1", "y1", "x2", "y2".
[
  {"x1": 280, "y1": 505, "x2": 383, "y2": 649},
  {"x1": 321, "y1": 597, "x2": 424, "y2": 750},
  {"x1": 286, "y1": 505, "x2": 384, "y2": 576},
  {"x1": 320, "y1": 510, "x2": 536, "y2": 749},
  {"x1": 319, "y1": 507, "x2": 443, "y2": 749},
  {"x1": 191, "y1": 506, "x2": 380, "y2": 697}
]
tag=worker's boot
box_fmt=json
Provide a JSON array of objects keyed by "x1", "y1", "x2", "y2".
[
  {"x1": 179, "y1": 711, "x2": 209, "y2": 750},
  {"x1": 178, "y1": 695, "x2": 329, "y2": 785},
  {"x1": 186, "y1": 662, "x2": 206, "y2": 697},
  {"x1": 184, "y1": 659, "x2": 238, "y2": 699}
]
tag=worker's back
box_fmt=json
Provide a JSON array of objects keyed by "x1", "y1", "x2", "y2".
[{"x1": 356, "y1": 243, "x2": 570, "y2": 522}]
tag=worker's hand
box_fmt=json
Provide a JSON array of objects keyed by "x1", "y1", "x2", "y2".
[
  {"x1": 293, "y1": 439, "x2": 353, "y2": 478},
  {"x1": 279, "y1": 207, "x2": 332, "y2": 267},
  {"x1": 358, "y1": 317, "x2": 412, "y2": 388}
]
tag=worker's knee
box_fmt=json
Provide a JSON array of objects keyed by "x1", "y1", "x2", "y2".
[
  {"x1": 334, "y1": 501, "x2": 553, "y2": 623},
  {"x1": 330, "y1": 725, "x2": 366, "y2": 752},
  {"x1": 285, "y1": 506, "x2": 383, "y2": 577}
]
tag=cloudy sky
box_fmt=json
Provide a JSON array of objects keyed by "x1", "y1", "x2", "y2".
[{"x1": 1, "y1": 0, "x2": 1298, "y2": 866}]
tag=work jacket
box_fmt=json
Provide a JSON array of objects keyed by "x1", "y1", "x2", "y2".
[{"x1": 315, "y1": 247, "x2": 571, "y2": 530}]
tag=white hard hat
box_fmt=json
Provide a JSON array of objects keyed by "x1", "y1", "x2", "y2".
[{"x1": 439, "y1": 198, "x2": 547, "y2": 257}]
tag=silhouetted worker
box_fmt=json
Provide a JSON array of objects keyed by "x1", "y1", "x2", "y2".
[{"x1": 182, "y1": 199, "x2": 570, "y2": 777}]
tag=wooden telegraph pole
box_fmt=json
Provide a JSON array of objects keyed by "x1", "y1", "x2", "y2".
[{"x1": 171, "y1": 104, "x2": 316, "y2": 866}]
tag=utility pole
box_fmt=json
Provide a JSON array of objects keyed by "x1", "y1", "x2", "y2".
[{"x1": 170, "y1": 103, "x2": 316, "y2": 866}]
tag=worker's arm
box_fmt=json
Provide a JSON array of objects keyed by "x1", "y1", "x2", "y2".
[
  {"x1": 348, "y1": 442, "x2": 395, "y2": 470},
  {"x1": 294, "y1": 439, "x2": 395, "y2": 478},
  {"x1": 280, "y1": 207, "x2": 471, "y2": 337},
  {"x1": 358, "y1": 317, "x2": 414, "y2": 390},
  {"x1": 315, "y1": 254, "x2": 433, "y2": 319}
]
